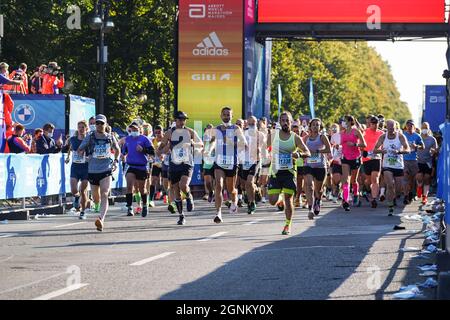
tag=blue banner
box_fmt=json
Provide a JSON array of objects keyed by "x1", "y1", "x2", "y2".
[
  {"x1": 438, "y1": 122, "x2": 450, "y2": 225},
  {"x1": 0, "y1": 154, "x2": 127, "y2": 200},
  {"x1": 69, "y1": 95, "x2": 96, "y2": 136},
  {"x1": 0, "y1": 92, "x2": 5, "y2": 152},
  {"x1": 424, "y1": 85, "x2": 446, "y2": 132}
]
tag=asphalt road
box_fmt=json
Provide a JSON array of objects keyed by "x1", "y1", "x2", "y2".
[{"x1": 0, "y1": 196, "x2": 436, "y2": 300}]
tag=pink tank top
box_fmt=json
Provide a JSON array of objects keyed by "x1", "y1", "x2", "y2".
[{"x1": 341, "y1": 128, "x2": 361, "y2": 160}]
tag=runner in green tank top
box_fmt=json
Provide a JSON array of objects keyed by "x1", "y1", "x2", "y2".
[{"x1": 267, "y1": 111, "x2": 310, "y2": 235}]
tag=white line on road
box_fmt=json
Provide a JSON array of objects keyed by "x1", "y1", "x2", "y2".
[
  {"x1": 198, "y1": 231, "x2": 228, "y2": 242},
  {"x1": 0, "y1": 233, "x2": 18, "y2": 238},
  {"x1": 52, "y1": 222, "x2": 85, "y2": 229},
  {"x1": 32, "y1": 283, "x2": 89, "y2": 300},
  {"x1": 0, "y1": 272, "x2": 67, "y2": 296},
  {"x1": 243, "y1": 219, "x2": 265, "y2": 226},
  {"x1": 130, "y1": 252, "x2": 175, "y2": 266}
]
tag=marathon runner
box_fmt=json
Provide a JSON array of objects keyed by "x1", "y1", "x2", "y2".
[
  {"x1": 402, "y1": 119, "x2": 424, "y2": 205},
  {"x1": 416, "y1": 122, "x2": 438, "y2": 205},
  {"x1": 303, "y1": 118, "x2": 331, "y2": 219},
  {"x1": 239, "y1": 116, "x2": 266, "y2": 215},
  {"x1": 361, "y1": 116, "x2": 384, "y2": 208},
  {"x1": 329, "y1": 123, "x2": 343, "y2": 203},
  {"x1": 212, "y1": 107, "x2": 247, "y2": 224},
  {"x1": 268, "y1": 111, "x2": 310, "y2": 235},
  {"x1": 122, "y1": 121, "x2": 155, "y2": 218},
  {"x1": 257, "y1": 118, "x2": 271, "y2": 204},
  {"x1": 202, "y1": 124, "x2": 215, "y2": 202},
  {"x1": 77, "y1": 114, "x2": 120, "y2": 231},
  {"x1": 373, "y1": 119, "x2": 410, "y2": 216},
  {"x1": 65, "y1": 120, "x2": 89, "y2": 219},
  {"x1": 149, "y1": 125, "x2": 164, "y2": 207},
  {"x1": 339, "y1": 116, "x2": 367, "y2": 211},
  {"x1": 158, "y1": 111, "x2": 203, "y2": 225}
]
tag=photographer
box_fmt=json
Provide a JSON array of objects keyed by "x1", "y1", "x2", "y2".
[
  {"x1": 30, "y1": 64, "x2": 46, "y2": 94},
  {"x1": 7, "y1": 124, "x2": 32, "y2": 153},
  {"x1": 0, "y1": 62, "x2": 24, "y2": 90},
  {"x1": 41, "y1": 61, "x2": 65, "y2": 94},
  {"x1": 9, "y1": 63, "x2": 29, "y2": 94}
]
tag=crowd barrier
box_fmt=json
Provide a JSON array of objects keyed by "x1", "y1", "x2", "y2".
[
  {"x1": 436, "y1": 122, "x2": 450, "y2": 253},
  {"x1": 0, "y1": 153, "x2": 126, "y2": 200}
]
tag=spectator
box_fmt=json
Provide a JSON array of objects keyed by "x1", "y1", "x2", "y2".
[
  {"x1": 36, "y1": 123, "x2": 63, "y2": 154},
  {"x1": 0, "y1": 62, "x2": 23, "y2": 90},
  {"x1": 31, "y1": 128, "x2": 43, "y2": 153},
  {"x1": 9, "y1": 63, "x2": 29, "y2": 94},
  {"x1": 30, "y1": 64, "x2": 46, "y2": 94},
  {"x1": 7, "y1": 124, "x2": 32, "y2": 153},
  {"x1": 88, "y1": 116, "x2": 96, "y2": 132},
  {"x1": 41, "y1": 62, "x2": 65, "y2": 94}
]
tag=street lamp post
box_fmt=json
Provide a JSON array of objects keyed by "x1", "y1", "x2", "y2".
[{"x1": 90, "y1": 0, "x2": 114, "y2": 115}]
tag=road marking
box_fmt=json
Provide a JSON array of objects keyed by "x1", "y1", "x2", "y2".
[
  {"x1": 130, "y1": 252, "x2": 175, "y2": 266},
  {"x1": 0, "y1": 233, "x2": 18, "y2": 238},
  {"x1": 0, "y1": 272, "x2": 67, "y2": 296},
  {"x1": 52, "y1": 222, "x2": 85, "y2": 229},
  {"x1": 243, "y1": 219, "x2": 265, "y2": 226},
  {"x1": 32, "y1": 283, "x2": 89, "y2": 300},
  {"x1": 198, "y1": 231, "x2": 228, "y2": 242}
]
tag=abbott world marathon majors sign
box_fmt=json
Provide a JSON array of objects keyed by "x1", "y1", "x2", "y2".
[{"x1": 178, "y1": 0, "x2": 244, "y2": 126}]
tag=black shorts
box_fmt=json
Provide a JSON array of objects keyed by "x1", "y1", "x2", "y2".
[
  {"x1": 126, "y1": 167, "x2": 149, "y2": 181},
  {"x1": 418, "y1": 162, "x2": 433, "y2": 175},
  {"x1": 214, "y1": 163, "x2": 238, "y2": 178},
  {"x1": 331, "y1": 163, "x2": 342, "y2": 175},
  {"x1": 296, "y1": 166, "x2": 306, "y2": 176},
  {"x1": 383, "y1": 168, "x2": 404, "y2": 178},
  {"x1": 88, "y1": 171, "x2": 112, "y2": 186},
  {"x1": 341, "y1": 157, "x2": 361, "y2": 171},
  {"x1": 363, "y1": 159, "x2": 381, "y2": 175},
  {"x1": 268, "y1": 171, "x2": 296, "y2": 196},
  {"x1": 151, "y1": 166, "x2": 162, "y2": 177},
  {"x1": 169, "y1": 164, "x2": 193, "y2": 184},
  {"x1": 70, "y1": 163, "x2": 89, "y2": 181},
  {"x1": 303, "y1": 167, "x2": 327, "y2": 181},
  {"x1": 238, "y1": 163, "x2": 259, "y2": 180},
  {"x1": 203, "y1": 167, "x2": 215, "y2": 177}
]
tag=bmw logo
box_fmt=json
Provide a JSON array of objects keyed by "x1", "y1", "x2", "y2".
[{"x1": 13, "y1": 104, "x2": 35, "y2": 126}]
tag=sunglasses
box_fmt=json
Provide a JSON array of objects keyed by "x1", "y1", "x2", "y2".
[{"x1": 96, "y1": 121, "x2": 105, "y2": 125}]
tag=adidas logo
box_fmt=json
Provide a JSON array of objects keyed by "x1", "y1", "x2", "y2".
[{"x1": 192, "y1": 32, "x2": 229, "y2": 56}]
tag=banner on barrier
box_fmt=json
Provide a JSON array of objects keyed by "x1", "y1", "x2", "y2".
[{"x1": 0, "y1": 154, "x2": 127, "y2": 200}]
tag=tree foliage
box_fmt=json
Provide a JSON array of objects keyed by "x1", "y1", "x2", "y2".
[{"x1": 1, "y1": 1, "x2": 410, "y2": 128}]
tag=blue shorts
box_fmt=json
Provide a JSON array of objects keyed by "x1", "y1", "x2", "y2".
[{"x1": 70, "y1": 163, "x2": 89, "y2": 181}]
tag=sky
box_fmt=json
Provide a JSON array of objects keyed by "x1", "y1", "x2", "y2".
[{"x1": 368, "y1": 40, "x2": 447, "y2": 124}]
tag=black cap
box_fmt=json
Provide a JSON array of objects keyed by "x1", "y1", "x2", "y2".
[
  {"x1": 174, "y1": 111, "x2": 189, "y2": 120},
  {"x1": 406, "y1": 119, "x2": 415, "y2": 126},
  {"x1": 370, "y1": 116, "x2": 379, "y2": 124}
]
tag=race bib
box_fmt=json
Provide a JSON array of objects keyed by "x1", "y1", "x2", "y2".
[
  {"x1": 172, "y1": 146, "x2": 190, "y2": 164},
  {"x1": 386, "y1": 151, "x2": 399, "y2": 166},
  {"x1": 72, "y1": 153, "x2": 86, "y2": 164},
  {"x1": 243, "y1": 160, "x2": 253, "y2": 171},
  {"x1": 93, "y1": 144, "x2": 111, "y2": 159},
  {"x1": 217, "y1": 154, "x2": 234, "y2": 170},
  {"x1": 307, "y1": 153, "x2": 321, "y2": 164},
  {"x1": 204, "y1": 155, "x2": 215, "y2": 166},
  {"x1": 274, "y1": 153, "x2": 293, "y2": 170}
]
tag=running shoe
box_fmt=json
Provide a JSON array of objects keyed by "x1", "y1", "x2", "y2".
[
  {"x1": 313, "y1": 199, "x2": 321, "y2": 216},
  {"x1": 294, "y1": 198, "x2": 301, "y2": 208},
  {"x1": 388, "y1": 206, "x2": 394, "y2": 216},
  {"x1": 332, "y1": 196, "x2": 338, "y2": 204},
  {"x1": 371, "y1": 199, "x2": 378, "y2": 209},
  {"x1": 343, "y1": 201, "x2": 350, "y2": 212},
  {"x1": 208, "y1": 191, "x2": 214, "y2": 203},
  {"x1": 163, "y1": 195, "x2": 168, "y2": 204},
  {"x1": 276, "y1": 200, "x2": 284, "y2": 212},
  {"x1": 379, "y1": 195, "x2": 386, "y2": 202},
  {"x1": 155, "y1": 192, "x2": 162, "y2": 200},
  {"x1": 229, "y1": 202, "x2": 238, "y2": 214},
  {"x1": 255, "y1": 190, "x2": 262, "y2": 203},
  {"x1": 202, "y1": 194, "x2": 208, "y2": 201},
  {"x1": 352, "y1": 195, "x2": 361, "y2": 207},
  {"x1": 94, "y1": 203, "x2": 100, "y2": 213},
  {"x1": 127, "y1": 206, "x2": 134, "y2": 217},
  {"x1": 177, "y1": 214, "x2": 186, "y2": 225},
  {"x1": 282, "y1": 225, "x2": 291, "y2": 235},
  {"x1": 261, "y1": 197, "x2": 267, "y2": 204},
  {"x1": 308, "y1": 210, "x2": 314, "y2": 220},
  {"x1": 141, "y1": 206, "x2": 148, "y2": 218},
  {"x1": 363, "y1": 192, "x2": 370, "y2": 203},
  {"x1": 327, "y1": 192, "x2": 333, "y2": 201},
  {"x1": 135, "y1": 206, "x2": 142, "y2": 215},
  {"x1": 149, "y1": 201, "x2": 155, "y2": 208},
  {"x1": 247, "y1": 202, "x2": 256, "y2": 215},
  {"x1": 95, "y1": 218, "x2": 103, "y2": 231},
  {"x1": 186, "y1": 194, "x2": 194, "y2": 212},
  {"x1": 73, "y1": 197, "x2": 80, "y2": 210},
  {"x1": 422, "y1": 195, "x2": 428, "y2": 206},
  {"x1": 79, "y1": 211, "x2": 86, "y2": 220},
  {"x1": 168, "y1": 203, "x2": 176, "y2": 214},
  {"x1": 214, "y1": 212, "x2": 223, "y2": 224},
  {"x1": 225, "y1": 200, "x2": 231, "y2": 208},
  {"x1": 237, "y1": 199, "x2": 244, "y2": 208}
]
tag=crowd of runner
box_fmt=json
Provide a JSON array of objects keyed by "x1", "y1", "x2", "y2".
[{"x1": 60, "y1": 108, "x2": 440, "y2": 234}]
